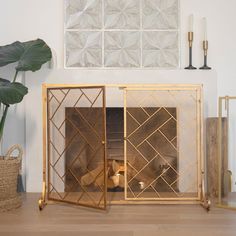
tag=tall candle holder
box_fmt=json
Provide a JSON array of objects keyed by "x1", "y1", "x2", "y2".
[
  {"x1": 185, "y1": 32, "x2": 197, "y2": 70},
  {"x1": 199, "y1": 40, "x2": 211, "y2": 70}
]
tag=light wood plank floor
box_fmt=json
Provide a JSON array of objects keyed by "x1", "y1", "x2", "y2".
[{"x1": 0, "y1": 194, "x2": 236, "y2": 236}]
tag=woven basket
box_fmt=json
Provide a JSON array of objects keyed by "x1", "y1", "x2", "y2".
[{"x1": 0, "y1": 145, "x2": 23, "y2": 212}]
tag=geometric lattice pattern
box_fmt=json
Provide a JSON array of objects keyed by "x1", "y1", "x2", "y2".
[
  {"x1": 47, "y1": 87, "x2": 106, "y2": 210},
  {"x1": 125, "y1": 89, "x2": 199, "y2": 200},
  {"x1": 45, "y1": 85, "x2": 200, "y2": 208},
  {"x1": 126, "y1": 107, "x2": 179, "y2": 198},
  {"x1": 65, "y1": 0, "x2": 179, "y2": 68}
]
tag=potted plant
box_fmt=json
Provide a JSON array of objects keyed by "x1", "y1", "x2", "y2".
[{"x1": 0, "y1": 39, "x2": 52, "y2": 211}]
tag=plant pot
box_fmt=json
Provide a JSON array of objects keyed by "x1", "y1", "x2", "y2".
[{"x1": 0, "y1": 145, "x2": 23, "y2": 212}]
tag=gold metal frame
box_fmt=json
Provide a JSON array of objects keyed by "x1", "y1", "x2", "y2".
[
  {"x1": 39, "y1": 86, "x2": 48, "y2": 210},
  {"x1": 217, "y1": 96, "x2": 236, "y2": 210},
  {"x1": 39, "y1": 84, "x2": 209, "y2": 210}
]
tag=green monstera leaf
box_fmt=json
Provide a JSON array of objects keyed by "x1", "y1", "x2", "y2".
[
  {"x1": 0, "y1": 78, "x2": 28, "y2": 105},
  {"x1": 0, "y1": 39, "x2": 52, "y2": 72},
  {"x1": 0, "y1": 38, "x2": 51, "y2": 143}
]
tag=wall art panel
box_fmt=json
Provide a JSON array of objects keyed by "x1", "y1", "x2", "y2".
[
  {"x1": 142, "y1": 31, "x2": 179, "y2": 67},
  {"x1": 104, "y1": 31, "x2": 140, "y2": 67},
  {"x1": 142, "y1": 0, "x2": 179, "y2": 29},
  {"x1": 65, "y1": 0, "x2": 102, "y2": 29},
  {"x1": 65, "y1": 0, "x2": 179, "y2": 68},
  {"x1": 66, "y1": 31, "x2": 102, "y2": 67},
  {"x1": 104, "y1": 0, "x2": 140, "y2": 29}
]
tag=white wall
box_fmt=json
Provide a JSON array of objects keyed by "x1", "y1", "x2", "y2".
[
  {"x1": 1, "y1": 0, "x2": 236, "y2": 93},
  {"x1": 1, "y1": 0, "x2": 236, "y2": 192}
]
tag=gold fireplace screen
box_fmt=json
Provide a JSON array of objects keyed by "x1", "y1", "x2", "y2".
[{"x1": 39, "y1": 84, "x2": 209, "y2": 211}]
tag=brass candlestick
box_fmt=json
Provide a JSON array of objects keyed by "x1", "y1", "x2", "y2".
[
  {"x1": 199, "y1": 40, "x2": 211, "y2": 70},
  {"x1": 185, "y1": 32, "x2": 197, "y2": 70}
]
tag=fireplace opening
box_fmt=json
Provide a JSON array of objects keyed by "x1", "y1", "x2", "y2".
[
  {"x1": 65, "y1": 106, "x2": 179, "y2": 203},
  {"x1": 64, "y1": 107, "x2": 126, "y2": 202},
  {"x1": 106, "y1": 108, "x2": 124, "y2": 193}
]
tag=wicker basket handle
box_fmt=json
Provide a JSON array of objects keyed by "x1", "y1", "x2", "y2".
[{"x1": 5, "y1": 144, "x2": 23, "y2": 161}]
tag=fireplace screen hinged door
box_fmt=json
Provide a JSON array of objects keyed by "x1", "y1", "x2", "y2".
[
  {"x1": 123, "y1": 86, "x2": 203, "y2": 202},
  {"x1": 40, "y1": 85, "x2": 107, "y2": 210}
]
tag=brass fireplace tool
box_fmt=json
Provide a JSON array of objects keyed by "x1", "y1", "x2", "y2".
[
  {"x1": 199, "y1": 40, "x2": 211, "y2": 70},
  {"x1": 185, "y1": 32, "x2": 197, "y2": 70}
]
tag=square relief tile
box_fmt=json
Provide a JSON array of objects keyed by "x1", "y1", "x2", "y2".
[
  {"x1": 142, "y1": 31, "x2": 179, "y2": 68},
  {"x1": 65, "y1": 0, "x2": 102, "y2": 29},
  {"x1": 65, "y1": 31, "x2": 102, "y2": 67},
  {"x1": 142, "y1": 0, "x2": 179, "y2": 29},
  {"x1": 104, "y1": 31, "x2": 140, "y2": 67},
  {"x1": 104, "y1": 0, "x2": 140, "y2": 29}
]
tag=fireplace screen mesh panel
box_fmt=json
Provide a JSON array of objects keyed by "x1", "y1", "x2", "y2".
[
  {"x1": 47, "y1": 86, "x2": 106, "y2": 210},
  {"x1": 124, "y1": 88, "x2": 200, "y2": 200}
]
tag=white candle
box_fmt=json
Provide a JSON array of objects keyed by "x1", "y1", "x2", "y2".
[
  {"x1": 189, "y1": 14, "x2": 194, "y2": 32},
  {"x1": 203, "y1": 17, "x2": 207, "y2": 41}
]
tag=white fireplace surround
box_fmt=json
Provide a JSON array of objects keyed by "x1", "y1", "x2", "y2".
[{"x1": 0, "y1": 68, "x2": 217, "y2": 192}]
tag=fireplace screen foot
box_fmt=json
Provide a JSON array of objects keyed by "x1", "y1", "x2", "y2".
[
  {"x1": 200, "y1": 171, "x2": 211, "y2": 212},
  {"x1": 201, "y1": 198, "x2": 211, "y2": 212},
  {"x1": 38, "y1": 181, "x2": 47, "y2": 211}
]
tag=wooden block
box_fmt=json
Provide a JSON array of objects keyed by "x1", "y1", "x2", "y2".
[{"x1": 206, "y1": 117, "x2": 227, "y2": 199}]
